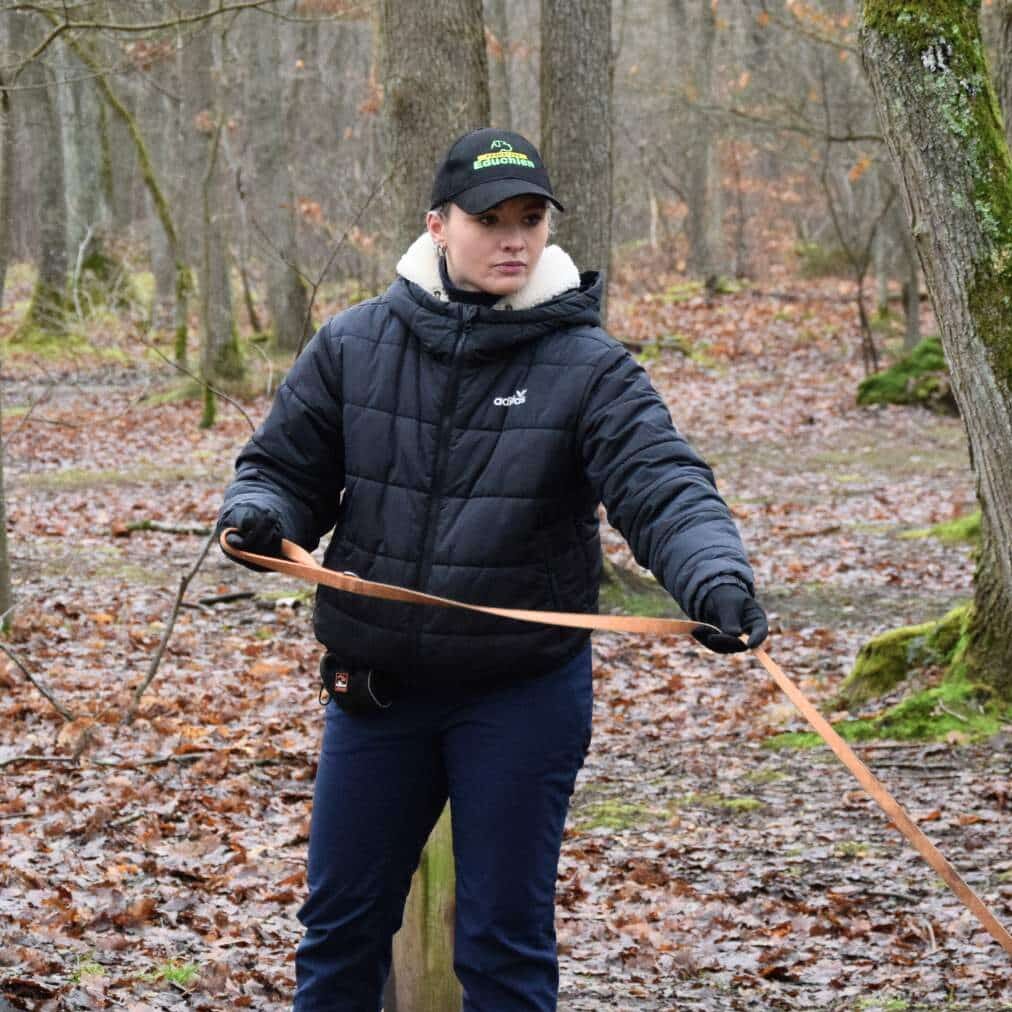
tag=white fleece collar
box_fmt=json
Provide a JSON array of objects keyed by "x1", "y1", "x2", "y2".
[{"x1": 395, "y1": 233, "x2": 581, "y2": 311}]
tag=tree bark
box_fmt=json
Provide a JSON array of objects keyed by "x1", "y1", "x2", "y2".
[
  {"x1": 861, "y1": 1, "x2": 1012, "y2": 698},
  {"x1": 0, "y1": 21, "x2": 15, "y2": 309},
  {"x1": 0, "y1": 385, "x2": 10, "y2": 623},
  {"x1": 540, "y1": 0, "x2": 613, "y2": 318},
  {"x1": 997, "y1": 0, "x2": 1012, "y2": 151},
  {"x1": 485, "y1": 0, "x2": 513, "y2": 129},
  {"x1": 248, "y1": 0, "x2": 310, "y2": 353},
  {"x1": 379, "y1": 0, "x2": 489, "y2": 261},
  {"x1": 13, "y1": 11, "x2": 68, "y2": 334},
  {"x1": 682, "y1": 0, "x2": 724, "y2": 284},
  {"x1": 385, "y1": 807, "x2": 460, "y2": 1012},
  {"x1": 192, "y1": 26, "x2": 243, "y2": 427}
]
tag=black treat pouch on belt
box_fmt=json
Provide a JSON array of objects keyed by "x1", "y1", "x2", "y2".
[{"x1": 319, "y1": 653, "x2": 396, "y2": 714}]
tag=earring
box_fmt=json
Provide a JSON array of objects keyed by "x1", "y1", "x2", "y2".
[{"x1": 435, "y1": 242, "x2": 447, "y2": 258}]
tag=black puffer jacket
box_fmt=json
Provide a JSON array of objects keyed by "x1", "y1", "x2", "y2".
[{"x1": 220, "y1": 237, "x2": 755, "y2": 683}]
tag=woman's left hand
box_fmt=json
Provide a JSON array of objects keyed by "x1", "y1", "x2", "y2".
[{"x1": 692, "y1": 585, "x2": 768, "y2": 654}]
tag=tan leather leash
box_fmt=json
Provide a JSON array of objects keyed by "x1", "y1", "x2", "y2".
[{"x1": 220, "y1": 531, "x2": 1012, "y2": 958}]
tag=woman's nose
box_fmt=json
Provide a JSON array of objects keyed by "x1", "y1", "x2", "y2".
[{"x1": 500, "y1": 229, "x2": 524, "y2": 250}]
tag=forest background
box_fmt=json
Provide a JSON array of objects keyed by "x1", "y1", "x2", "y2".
[{"x1": 1, "y1": 1, "x2": 1012, "y2": 1010}]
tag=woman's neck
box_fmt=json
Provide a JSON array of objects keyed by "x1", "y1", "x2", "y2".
[{"x1": 439, "y1": 256, "x2": 500, "y2": 307}]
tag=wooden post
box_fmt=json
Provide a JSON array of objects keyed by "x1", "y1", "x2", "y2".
[{"x1": 384, "y1": 805, "x2": 462, "y2": 1012}]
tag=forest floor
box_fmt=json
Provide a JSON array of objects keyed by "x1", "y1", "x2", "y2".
[{"x1": 1, "y1": 270, "x2": 1010, "y2": 1011}]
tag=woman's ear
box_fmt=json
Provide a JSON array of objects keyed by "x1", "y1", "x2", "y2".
[{"x1": 425, "y1": 210, "x2": 445, "y2": 248}]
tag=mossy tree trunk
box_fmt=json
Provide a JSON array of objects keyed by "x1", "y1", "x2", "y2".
[
  {"x1": 861, "y1": 1, "x2": 1012, "y2": 699},
  {"x1": 195, "y1": 25, "x2": 243, "y2": 429},
  {"x1": 248, "y1": 1, "x2": 310, "y2": 354},
  {"x1": 384, "y1": 807, "x2": 461, "y2": 1012},
  {"x1": 13, "y1": 11, "x2": 68, "y2": 335},
  {"x1": 540, "y1": 0, "x2": 613, "y2": 317},
  {"x1": 44, "y1": 16, "x2": 192, "y2": 360}
]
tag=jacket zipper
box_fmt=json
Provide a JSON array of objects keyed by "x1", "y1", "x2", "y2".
[{"x1": 415, "y1": 307, "x2": 474, "y2": 599}]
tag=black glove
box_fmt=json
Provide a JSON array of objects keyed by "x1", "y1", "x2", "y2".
[
  {"x1": 692, "y1": 584, "x2": 768, "y2": 654},
  {"x1": 215, "y1": 503, "x2": 284, "y2": 573}
]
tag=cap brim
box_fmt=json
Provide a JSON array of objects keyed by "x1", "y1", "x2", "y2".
[{"x1": 449, "y1": 178, "x2": 564, "y2": 214}]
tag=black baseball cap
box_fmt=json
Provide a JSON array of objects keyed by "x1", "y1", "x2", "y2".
[{"x1": 430, "y1": 128, "x2": 564, "y2": 214}]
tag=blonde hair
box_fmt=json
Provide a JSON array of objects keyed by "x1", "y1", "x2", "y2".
[{"x1": 430, "y1": 200, "x2": 556, "y2": 236}]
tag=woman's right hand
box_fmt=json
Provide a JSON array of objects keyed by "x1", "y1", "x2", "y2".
[{"x1": 215, "y1": 503, "x2": 284, "y2": 572}]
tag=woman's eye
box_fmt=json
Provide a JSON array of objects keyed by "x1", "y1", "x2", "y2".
[
  {"x1": 525, "y1": 215, "x2": 545, "y2": 226},
  {"x1": 478, "y1": 215, "x2": 497, "y2": 226}
]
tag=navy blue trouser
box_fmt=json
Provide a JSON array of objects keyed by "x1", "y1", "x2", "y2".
[{"x1": 293, "y1": 643, "x2": 593, "y2": 1012}]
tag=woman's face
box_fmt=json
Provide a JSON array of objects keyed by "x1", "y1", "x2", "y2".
[{"x1": 426, "y1": 196, "x2": 550, "y2": 297}]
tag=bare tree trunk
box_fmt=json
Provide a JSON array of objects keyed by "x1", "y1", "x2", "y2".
[
  {"x1": 248, "y1": 1, "x2": 310, "y2": 353},
  {"x1": 485, "y1": 0, "x2": 513, "y2": 129},
  {"x1": 683, "y1": 0, "x2": 724, "y2": 284},
  {"x1": 0, "y1": 386, "x2": 10, "y2": 623},
  {"x1": 194, "y1": 27, "x2": 243, "y2": 428},
  {"x1": 861, "y1": 1, "x2": 1012, "y2": 698},
  {"x1": 379, "y1": 0, "x2": 490, "y2": 260},
  {"x1": 0, "y1": 19, "x2": 15, "y2": 309},
  {"x1": 13, "y1": 12, "x2": 68, "y2": 335},
  {"x1": 540, "y1": 0, "x2": 612, "y2": 316}
]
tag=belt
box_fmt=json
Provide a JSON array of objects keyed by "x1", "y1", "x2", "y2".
[{"x1": 220, "y1": 530, "x2": 1012, "y2": 959}]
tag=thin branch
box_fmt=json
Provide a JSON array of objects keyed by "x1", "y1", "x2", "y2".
[
  {"x1": 126, "y1": 530, "x2": 215, "y2": 723},
  {"x1": 8, "y1": 0, "x2": 283, "y2": 75},
  {"x1": 135, "y1": 331, "x2": 255, "y2": 431},
  {"x1": 0, "y1": 639, "x2": 75, "y2": 721},
  {"x1": 295, "y1": 169, "x2": 394, "y2": 358}
]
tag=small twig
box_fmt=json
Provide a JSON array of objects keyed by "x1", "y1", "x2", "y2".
[
  {"x1": 245, "y1": 339, "x2": 276, "y2": 397},
  {"x1": 921, "y1": 916, "x2": 938, "y2": 954},
  {"x1": 71, "y1": 223, "x2": 95, "y2": 322},
  {"x1": 108, "y1": 810, "x2": 144, "y2": 829},
  {"x1": 937, "y1": 701, "x2": 970, "y2": 723},
  {"x1": 126, "y1": 530, "x2": 216, "y2": 723},
  {"x1": 123, "y1": 520, "x2": 212, "y2": 536},
  {"x1": 0, "y1": 753, "x2": 79, "y2": 770},
  {"x1": 197, "y1": 591, "x2": 255, "y2": 605},
  {"x1": 0, "y1": 641, "x2": 76, "y2": 722}
]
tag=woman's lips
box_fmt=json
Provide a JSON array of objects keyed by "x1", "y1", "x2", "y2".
[{"x1": 493, "y1": 262, "x2": 526, "y2": 274}]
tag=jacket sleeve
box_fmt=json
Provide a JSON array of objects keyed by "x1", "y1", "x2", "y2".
[
  {"x1": 219, "y1": 320, "x2": 345, "y2": 551},
  {"x1": 576, "y1": 345, "x2": 755, "y2": 619}
]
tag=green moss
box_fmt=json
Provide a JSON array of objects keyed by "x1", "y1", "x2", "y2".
[
  {"x1": 659, "y1": 280, "x2": 704, "y2": 303},
  {"x1": 835, "y1": 618, "x2": 940, "y2": 708},
  {"x1": 900, "y1": 510, "x2": 981, "y2": 545},
  {"x1": 574, "y1": 799, "x2": 657, "y2": 831},
  {"x1": 671, "y1": 792, "x2": 763, "y2": 813},
  {"x1": 22, "y1": 464, "x2": 212, "y2": 491},
  {"x1": 14, "y1": 279, "x2": 70, "y2": 337},
  {"x1": 767, "y1": 602, "x2": 1012, "y2": 746},
  {"x1": 794, "y1": 240, "x2": 852, "y2": 279},
  {"x1": 742, "y1": 769, "x2": 787, "y2": 785},
  {"x1": 856, "y1": 337, "x2": 956, "y2": 413},
  {"x1": 598, "y1": 560, "x2": 683, "y2": 618},
  {"x1": 766, "y1": 607, "x2": 1011, "y2": 748},
  {"x1": 138, "y1": 960, "x2": 199, "y2": 986}
]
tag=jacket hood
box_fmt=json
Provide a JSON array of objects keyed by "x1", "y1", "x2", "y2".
[{"x1": 388, "y1": 232, "x2": 602, "y2": 361}]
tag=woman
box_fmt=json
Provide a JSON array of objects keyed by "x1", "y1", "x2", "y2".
[{"x1": 216, "y1": 127, "x2": 767, "y2": 1011}]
